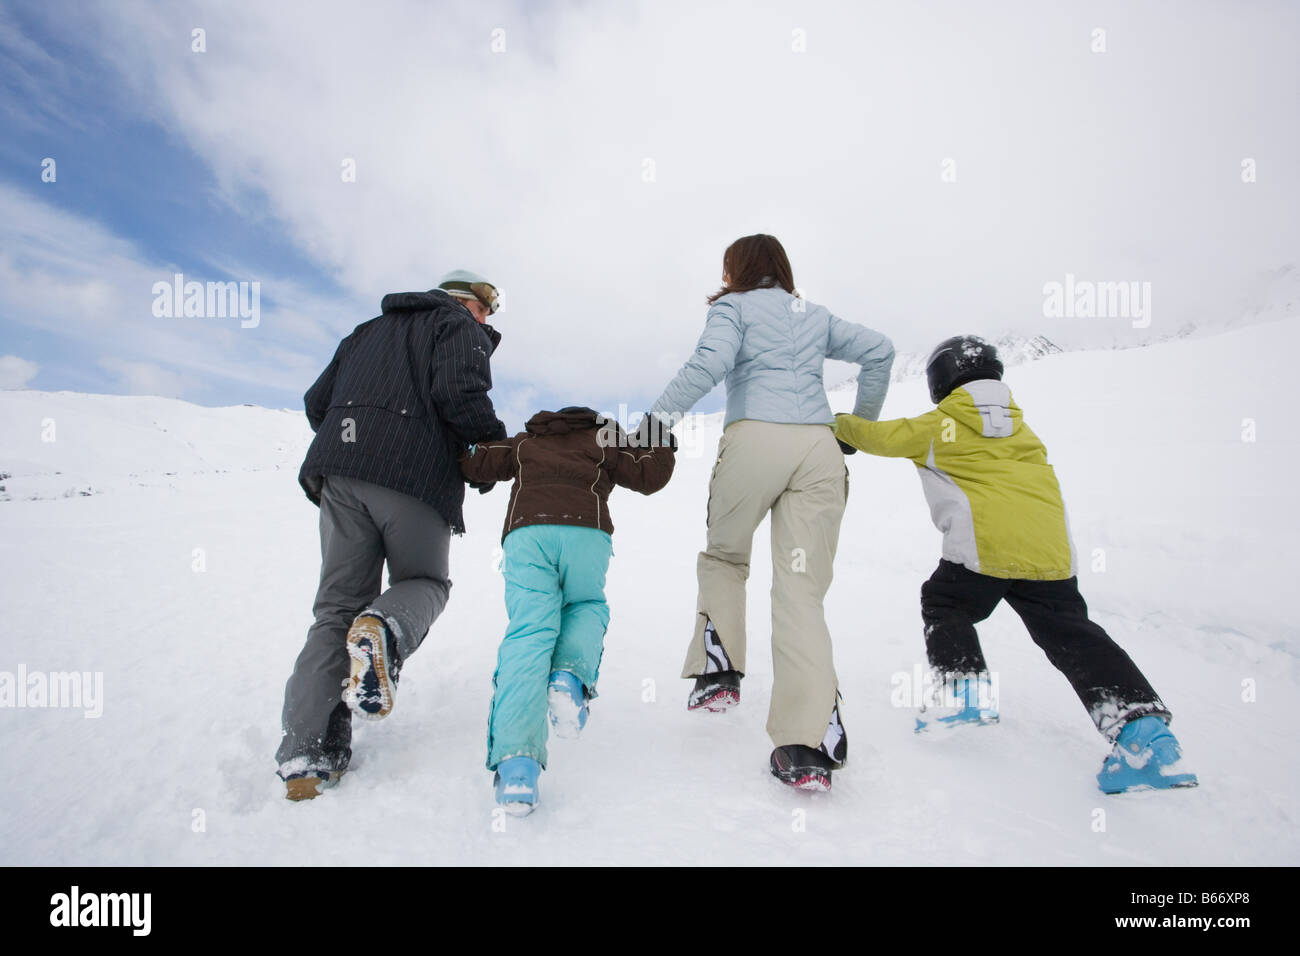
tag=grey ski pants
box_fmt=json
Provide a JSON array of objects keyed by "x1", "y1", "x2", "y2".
[{"x1": 276, "y1": 475, "x2": 452, "y2": 776}]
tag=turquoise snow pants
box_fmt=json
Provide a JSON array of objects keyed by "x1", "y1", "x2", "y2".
[{"x1": 486, "y1": 524, "x2": 613, "y2": 771}]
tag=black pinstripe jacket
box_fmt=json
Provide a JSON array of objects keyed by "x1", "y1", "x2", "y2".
[{"x1": 298, "y1": 290, "x2": 507, "y2": 534}]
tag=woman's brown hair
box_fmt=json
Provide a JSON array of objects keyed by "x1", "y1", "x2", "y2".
[{"x1": 707, "y1": 234, "x2": 797, "y2": 305}]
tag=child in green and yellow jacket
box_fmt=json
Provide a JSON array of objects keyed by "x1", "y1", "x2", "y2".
[{"x1": 834, "y1": 335, "x2": 1197, "y2": 795}]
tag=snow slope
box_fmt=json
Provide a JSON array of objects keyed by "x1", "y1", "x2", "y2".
[{"x1": 0, "y1": 319, "x2": 1296, "y2": 865}]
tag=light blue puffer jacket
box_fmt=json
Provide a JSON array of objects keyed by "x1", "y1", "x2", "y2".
[{"x1": 651, "y1": 287, "x2": 895, "y2": 426}]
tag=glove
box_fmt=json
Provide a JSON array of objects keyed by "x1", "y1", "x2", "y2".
[
  {"x1": 632, "y1": 411, "x2": 677, "y2": 449},
  {"x1": 468, "y1": 480, "x2": 495, "y2": 494},
  {"x1": 832, "y1": 414, "x2": 857, "y2": 455}
]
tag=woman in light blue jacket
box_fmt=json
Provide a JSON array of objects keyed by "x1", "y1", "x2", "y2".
[{"x1": 651, "y1": 234, "x2": 893, "y2": 791}]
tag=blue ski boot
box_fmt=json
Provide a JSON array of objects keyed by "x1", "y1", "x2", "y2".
[
  {"x1": 547, "y1": 670, "x2": 589, "y2": 739},
  {"x1": 915, "y1": 672, "x2": 999, "y2": 733},
  {"x1": 494, "y1": 756, "x2": 541, "y2": 816},
  {"x1": 1097, "y1": 715, "x2": 1198, "y2": 794}
]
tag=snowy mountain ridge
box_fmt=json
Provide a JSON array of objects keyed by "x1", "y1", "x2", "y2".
[
  {"x1": 0, "y1": 392, "x2": 308, "y2": 502},
  {"x1": 854, "y1": 333, "x2": 1065, "y2": 388},
  {"x1": 834, "y1": 262, "x2": 1299, "y2": 391}
]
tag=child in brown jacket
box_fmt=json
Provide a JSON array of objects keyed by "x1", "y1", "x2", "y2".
[{"x1": 459, "y1": 406, "x2": 675, "y2": 814}]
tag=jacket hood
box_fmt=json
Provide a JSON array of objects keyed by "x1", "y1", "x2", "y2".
[
  {"x1": 379, "y1": 290, "x2": 502, "y2": 351},
  {"x1": 524, "y1": 406, "x2": 604, "y2": 436},
  {"x1": 938, "y1": 378, "x2": 1021, "y2": 438},
  {"x1": 381, "y1": 290, "x2": 456, "y2": 312}
]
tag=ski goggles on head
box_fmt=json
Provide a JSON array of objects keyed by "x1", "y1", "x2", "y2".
[
  {"x1": 470, "y1": 281, "x2": 500, "y2": 315},
  {"x1": 444, "y1": 281, "x2": 501, "y2": 315}
]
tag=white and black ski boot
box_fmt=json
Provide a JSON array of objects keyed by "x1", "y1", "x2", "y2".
[{"x1": 688, "y1": 620, "x2": 741, "y2": 711}]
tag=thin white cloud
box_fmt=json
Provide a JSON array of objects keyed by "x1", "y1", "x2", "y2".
[
  {"x1": 0, "y1": 355, "x2": 39, "y2": 389},
  {"x1": 97, "y1": 357, "x2": 187, "y2": 398},
  {"x1": 0, "y1": 183, "x2": 363, "y2": 399}
]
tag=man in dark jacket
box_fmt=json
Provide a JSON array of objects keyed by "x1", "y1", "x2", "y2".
[{"x1": 278, "y1": 270, "x2": 507, "y2": 801}]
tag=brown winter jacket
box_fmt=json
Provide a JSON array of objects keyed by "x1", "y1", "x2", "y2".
[{"x1": 458, "y1": 407, "x2": 675, "y2": 542}]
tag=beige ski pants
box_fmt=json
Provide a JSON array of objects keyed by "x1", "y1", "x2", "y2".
[{"x1": 682, "y1": 420, "x2": 849, "y2": 749}]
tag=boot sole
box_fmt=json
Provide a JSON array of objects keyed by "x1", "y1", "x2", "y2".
[
  {"x1": 1099, "y1": 773, "x2": 1199, "y2": 795},
  {"x1": 285, "y1": 771, "x2": 345, "y2": 801},
  {"x1": 687, "y1": 689, "x2": 740, "y2": 712},
  {"x1": 547, "y1": 686, "x2": 588, "y2": 739},
  {"x1": 498, "y1": 799, "x2": 538, "y2": 817},
  {"x1": 770, "y1": 751, "x2": 834, "y2": 792},
  {"x1": 915, "y1": 713, "x2": 999, "y2": 734},
  {"x1": 771, "y1": 767, "x2": 832, "y2": 792},
  {"x1": 344, "y1": 625, "x2": 394, "y2": 720}
]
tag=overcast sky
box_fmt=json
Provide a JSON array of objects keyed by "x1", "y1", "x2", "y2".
[{"x1": 1, "y1": 0, "x2": 1296, "y2": 428}]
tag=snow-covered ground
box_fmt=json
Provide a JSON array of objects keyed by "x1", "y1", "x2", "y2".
[{"x1": 0, "y1": 319, "x2": 1296, "y2": 865}]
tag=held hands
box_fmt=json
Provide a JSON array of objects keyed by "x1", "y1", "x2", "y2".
[
  {"x1": 630, "y1": 411, "x2": 677, "y2": 449},
  {"x1": 461, "y1": 443, "x2": 496, "y2": 492},
  {"x1": 832, "y1": 414, "x2": 858, "y2": 455}
]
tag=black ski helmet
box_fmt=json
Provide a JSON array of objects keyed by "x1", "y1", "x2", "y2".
[{"x1": 925, "y1": 335, "x2": 1004, "y2": 404}]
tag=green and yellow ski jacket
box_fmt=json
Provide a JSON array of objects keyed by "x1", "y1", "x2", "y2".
[{"x1": 834, "y1": 379, "x2": 1076, "y2": 580}]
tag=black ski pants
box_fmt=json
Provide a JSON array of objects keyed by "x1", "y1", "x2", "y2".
[{"x1": 919, "y1": 559, "x2": 1169, "y2": 739}]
